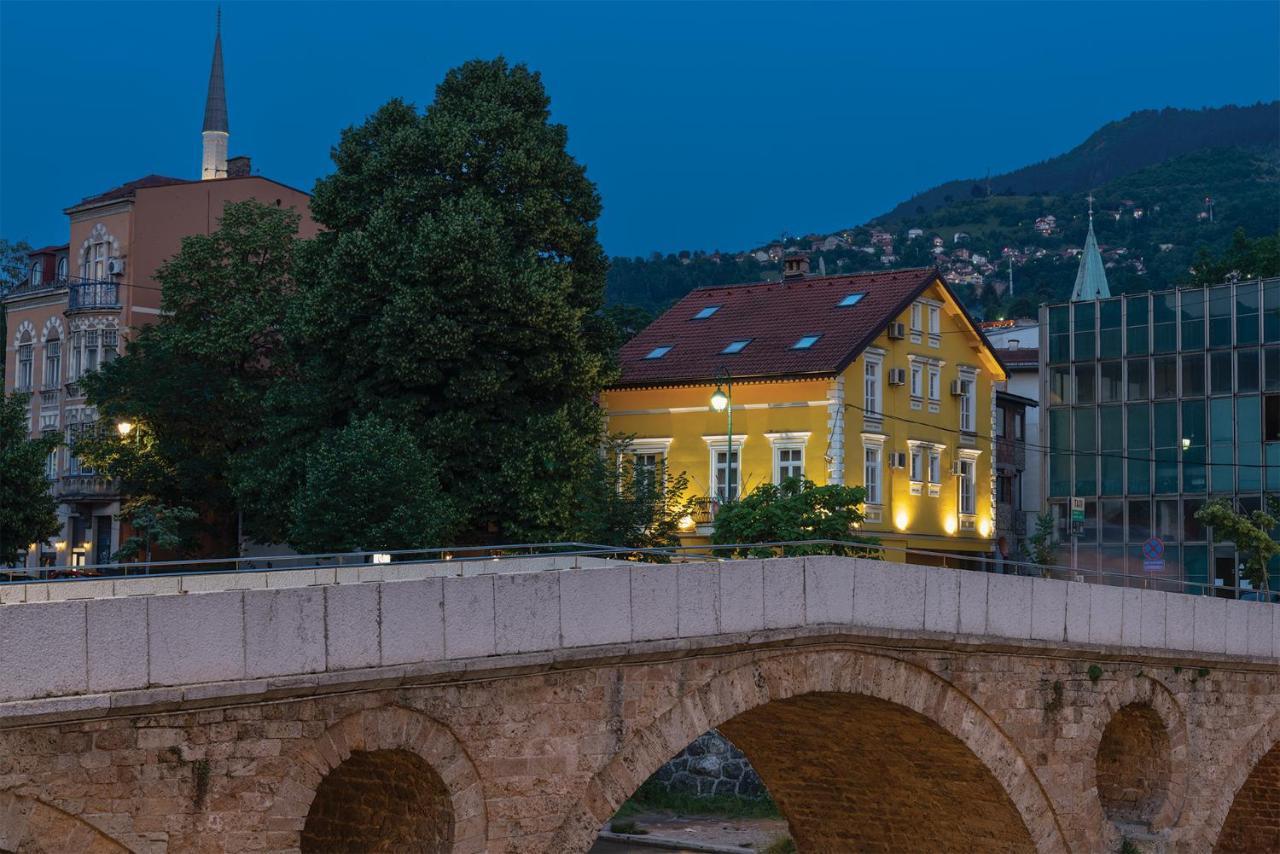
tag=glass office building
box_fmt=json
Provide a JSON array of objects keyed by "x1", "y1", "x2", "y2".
[{"x1": 1040, "y1": 277, "x2": 1280, "y2": 594}]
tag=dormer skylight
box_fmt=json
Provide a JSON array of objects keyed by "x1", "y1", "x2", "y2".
[
  {"x1": 692, "y1": 305, "x2": 721, "y2": 320},
  {"x1": 792, "y1": 335, "x2": 822, "y2": 350},
  {"x1": 721, "y1": 340, "x2": 751, "y2": 354},
  {"x1": 838, "y1": 293, "x2": 866, "y2": 307},
  {"x1": 644, "y1": 346, "x2": 673, "y2": 359}
]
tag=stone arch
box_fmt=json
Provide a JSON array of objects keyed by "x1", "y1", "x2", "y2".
[
  {"x1": 1089, "y1": 676, "x2": 1187, "y2": 833},
  {"x1": 1204, "y1": 708, "x2": 1280, "y2": 852},
  {"x1": 270, "y1": 705, "x2": 487, "y2": 854},
  {"x1": 0, "y1": 789, "x2": 128, "y2": 853},
  {"x1": 38, "y1": 317, "x2": 62, "y2": 345},
  {"x1": 11, "y1": 320, "x2": 34, "y2": 349},
  {"x1": 548, "y1": 647, "x2": 1067, "y2": 853},
  {"x1": 78, "y1": 224, "x2": 120, "y2": 275}
]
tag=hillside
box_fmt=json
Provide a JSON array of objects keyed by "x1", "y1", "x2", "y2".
[{"x1": 877, "y1": 103, "x2": 1279, "y2": 222}]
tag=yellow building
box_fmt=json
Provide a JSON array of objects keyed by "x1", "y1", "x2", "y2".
[{"x1": 602, "y1": 262, "x2": 1008, "y2": 566}]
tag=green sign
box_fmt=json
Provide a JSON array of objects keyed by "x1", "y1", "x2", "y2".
[{"x1": 1071, "y1": 497, "x2": 1085, "y2": 523}]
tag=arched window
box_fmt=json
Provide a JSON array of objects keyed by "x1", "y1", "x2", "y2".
[
  {"x1": 29, "y1": 259, "x2": 43, "y2": 286},
  {"x1": 56, "y1": 256, "x2": 68, "y2": 280},
  {"x1": 16, "y1": 332, "x2": 34, "y2": 391},
  {"x1": 82, "y1": 241, "x2": 108, "y2": 280}
]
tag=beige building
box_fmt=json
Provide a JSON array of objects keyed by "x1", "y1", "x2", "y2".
[{"x1": 4, "y1": 17, "x2": 315, "y2": 570}]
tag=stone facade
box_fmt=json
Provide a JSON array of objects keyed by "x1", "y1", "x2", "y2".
[
  {"x1": 0, "y1": 557, "x2": 1276, "y2": 853},
  {"x1": 649, "y1": 731, "x2": 765, "y2": 800}
]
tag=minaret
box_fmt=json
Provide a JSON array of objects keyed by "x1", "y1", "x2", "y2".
[
  {"x1": 1070, "y1": 193, "x2": 1111, "y2": 301},
  {"x1": 201, "y1": 8, "x2": 229, "y2": 180}
]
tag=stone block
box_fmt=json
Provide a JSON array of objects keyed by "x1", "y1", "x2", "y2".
[
  {"x1": 46, "y1": 579, "x2": 114, "y2": 601},
  {"x1": 852, "y1": 560, "x2": 924, "y2": 631},
  {"x1": 957, "y1": 571, "x2": 987, "y2": 635},
  {"x1": 325, "y1": 584, "x2": 380, "y2": 670},
  {"x1": 986, "y1": 574, "x2": 1033, "y2": 640},
  {"x1": 380, "y1": 578, "x2": 445, "y2": 665},
  {"x1": 1244, "y1": 601, "x2": 1273, "y2": 658},
  {"x1": 803, "y1": 556, "x2": 853, "y2": 625},
  {"x1": 719, "y1": 561, "x2": 764, "y2": 634},
  {"x1": 1088, "y1": 585, "x2": 1123, "y2": 645},
  {"x1": 1120, "y1": 589, "x2": 1143, "y2": 647},
  {"x1": 244, "y1": 588, "x2": 326, "y2": 678},
  {"x1": 87, "y1": 597, "x2": 148, "y2": 692},
  {"x1": 1138, "y1": 590, "x2": 1167, "y2": 648},
  {"x1": 560, "y1": 567, "x2": 630, "y2": 647},
  {"x1": 264, "y1": 570, "x2": 320, "y2": 590},
  {"x1": 494, "y1": 572, "x2": 560, "y2": 654},
  {"x1": 181, "y1": 572, "x2": 266, "y2": 593},
  {"x1": 443, "y1": 576, "x2": 495, "y2": 659},
  {"x1": 1192, "y1": 596, "x2": 1227, "y2": 655},
  {"x1": 1065, "y1": 582, "x2": 1091, "y2": 644},
  {"x1": 1165, "y1": 592, "x2": 1195, "y2": 651},
  {"x1": 1223, "y1": 599, "x2": 1250, "y2": 656},
  {"x1": 762, "y1": 558, "x2": 805, "y2": 630},
  {"x1": 677, "y1": 564, "x2": 720, "y2": 637},
  {"x1": 149, "y1": 591, "x2": 245, "y2": 686},
  {"x1": 923, "y1": 566, "x2": 960, "y2": 634},
  {"x1": 0, "y1": 600, "x2": 87, "y2": 702},
  {"x1": 631, "y1": 564, "x2": 678, "y2": 641},
  {"x1": 1029, "y1": 578, "x2": 1066, "y2": 642},
  {"x1": 121, "y1": 576, "x2": 182, "y2": 597}
]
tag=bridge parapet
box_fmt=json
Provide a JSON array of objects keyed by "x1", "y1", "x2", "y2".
[{"x1": 0, "y1": 557, "x2": 1275, "y2": 723}]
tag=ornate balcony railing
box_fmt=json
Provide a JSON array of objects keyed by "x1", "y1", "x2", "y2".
[
  {"x1": 40, "y1": 388, "x2": 59, "y2": 409},
  {"x1": 57, "y1": 474, "x2": 118, "y2": 501},
  {"x1": 3, "y1": 277, "x2": 68, "y2": 302},
  {"x1": 66, "y1": 280, "x2": 120, "y2": 312},
  {"x1": 65, "y1": 382, "x2": 84, "y2": 399},
  {"x1": 692, "y1": 497, "x2": 721, "y2": 526},
  {"x1": 995, "y1": 436, "x2": 1026, "y2": 470}
]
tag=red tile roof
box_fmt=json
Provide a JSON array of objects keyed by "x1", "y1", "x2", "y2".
[
  {"x1": 1000, "y1": 347, "x2": 1040, "y2": 368},
  {"x1": 615, "y1": 267, "x2": 972, "y2": 387},
  {"x1": 67, "y1": 174, "x2": 188, "y2": 211},
  {"x1": 27, "y1": 244, "x2": 69, "y2": 256}
]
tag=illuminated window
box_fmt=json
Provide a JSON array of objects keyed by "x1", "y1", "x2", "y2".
[
  {"x1": 721, "y1": 340, "x2": 751, "y2": 354},
  {"x1": 792, "y1": 335, "x2": 821, "y2": 349},
  {"x1": 644, "y1": 346, "x2": 672, "y2": 359},
  {"x1": 838, "y1": 293, "x2": 866, "y2": 308},
  {"x1": 692, "y1": 305, "x2": 720, "y2": 320}
]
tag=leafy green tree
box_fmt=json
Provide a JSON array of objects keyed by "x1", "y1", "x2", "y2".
[
  {"x1": 0, "y1": 238, "x2": 33, "y2": 385},
  {"x1": 573, "y1": 435, "x2": 697, "y2": 558},
  {"x1": 243, "y1": 58, "x2": 615, "y2": 545},
  {"x1": 1192, "y1": 228, "x2": 1280, "y2": 285},
  {"x1": 711, "y1": 478, "x2": 879, "y2": 558},
  {"x1": 79, "y1": 201, "x2": 301, "y2": 550},
  {"x1": 287, "y1": 415, "x2": 457, "y2": 554},
  {"x1": 1027, "y1": 511, "x2": 1057, "y2": 576},
  {"x1": 1194, "y1": 499, "x2": 1279, "y2": 591},
  {"x1": 1, "y1": 393, "x2": 61, "y2": 563},
  {"x1": 114, "y1": 501, "x2": 199, "y2": 564}
]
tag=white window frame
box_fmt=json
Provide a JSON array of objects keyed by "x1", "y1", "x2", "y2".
[
  {"x1": 863, "y1": 350, "x2": 883, "y2": 420},
  {"x1": 56, "y1": 256, "x2": 68, "y2": 280},
  {"x1": 910, "y1": 363, "x2": 923, "y2": 398},
  {"x1": 927, "y1": 446, "x2": 943, "y2": 497},
  {"x1": 703, "y1": 435, "x2": 745, "y2": 503},
  {"x1": 861, "y1": 434, "x2": 886, "y2": 511},
  {"x1": 957, "y1": 449, "x2": 981, "y2": 520},
  {"x1": 624, "y1": 438, "x2": 673, "y2": 494},
  {"x1": 928, "y1": 365, "x2": 941, "y2": 401},
  {"x1": 43, "y1": 339, "x2": 61, "y2": 388},
  {"x1": 958, "y1": 369, "x2": 978, "y2": 434},
  {"x1": 16, "y1": 340, "x2": 33, "y2": 391},
  {"x1": 928, "y1": 304, "x2": 941, "y2": 335},
  {"x1": 910, "y1": 302, "x2": 923, "y2": 332},
  {"x1": 765, "y1": 432, "x2": 811, "y2": 485},
  {"x1": 29, "y1": 260, "x2": 42, "y2": 287}
]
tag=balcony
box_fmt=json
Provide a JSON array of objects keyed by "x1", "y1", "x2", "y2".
[
  {"x1": 4, "y1": 277, "x2": 67, "y2": 303},
  {"x1": 66, "y1": 280, "x2": 120, "y2": 313},
  {"x1": 40, "y1": 387, "x2": 60, "y2": 409},
  {"x1": 65, "y1": 382, "x2": 84, "y2": 399},
  {"x1": 995, "y1": 436, "x2": 1026, "y2": 470},
  {"x1": 691, "y1": 496, "x2": 721, "y2": 527},
  {"x1": 57, "y1": 474, "x2": 118, "y2": 502}
]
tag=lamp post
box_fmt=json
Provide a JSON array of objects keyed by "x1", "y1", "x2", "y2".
[{"x1": 710, "y1": 367, "x2": 733, "y2": 502}]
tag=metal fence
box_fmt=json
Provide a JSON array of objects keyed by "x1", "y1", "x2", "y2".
[{"x1": 3, "y1": 538, "x2": 1275, "y2": 602}]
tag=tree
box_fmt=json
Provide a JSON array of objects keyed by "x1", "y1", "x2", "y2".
[
  {"x1": 114, "y1": 501, "x2": 199, "y2": 564},
  {"x1": 1027, "y1": 511, "x2": 1057, "y2": 576},
  {"x1": 711, "y1": 478, "x2": 879, "y2": 558},
  {"x1": 1194, "y1": 499, "x2": 1279, "y2": 592},
  {"x1": 573, "y1": 435, "x2": 697, "y2": 558},
  {"x1": 78, "y1": 201, "x2": 302, "y2": 551},
  {"x1": 0, "y1": 393, "x2": 60, "y2": 564},
  {"x1": 0, "y1": 238, "x2": 32, "y2": 386},
  {"x1": 243, "y1": 58, "x2": 615, "y2": 545},
  {"x1": 287, "y1": 415, "x2": 457, "y2": 554}
]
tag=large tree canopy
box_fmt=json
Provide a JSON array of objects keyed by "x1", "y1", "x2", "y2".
[
  {"x1": 241, "y1": 58, "x2": 616, "y2": 544},
  {"x1": 0, "y1": 393, "x2": 60, "y2": 564}
]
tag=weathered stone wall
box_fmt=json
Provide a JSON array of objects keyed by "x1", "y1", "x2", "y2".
[{"x1": 648, "y1": 731, "x2": 766, "y2": 799}]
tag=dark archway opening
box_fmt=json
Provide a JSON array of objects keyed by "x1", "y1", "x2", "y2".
[
  {"x1": 301, "y1": 748, "x2": 453, "y2": 854},
  {"x1": 1096, "y1": 703, "x2": 1172, "y2": 827},
  {"x1": 596, "y1": 692, "x2": 1035, "y2": 853},
  {"x1": 1214, "y1": 744, "x2": 1280, "y2": 853}
]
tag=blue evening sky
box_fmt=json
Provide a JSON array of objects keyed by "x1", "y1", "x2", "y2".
[{"x1": 2, "y1": 1, "x2": 1277, "y2": 257}]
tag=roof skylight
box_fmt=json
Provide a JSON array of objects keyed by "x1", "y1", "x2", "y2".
[
  {"x1": 792, "y1": 335, "x2": 822, "y2": 350},
  {"x1": 644, "y1": 346, "x2": 673, "y2": 360},
  {"x1": 838, "y1": 293, "x2": 866, "y2": 307},
  {"x1": 692, "y1": 305, "x2": 721, "y2": 320},
  {"x1": 721, "y1": 340, "x2": 751, "y2": 354}
]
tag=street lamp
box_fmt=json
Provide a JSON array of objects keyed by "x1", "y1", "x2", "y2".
[
  {"x1": 116, "y1": 420, "x2": 134, "y2": 438},
  {"x1": 710, "y1": 368, "x2": 733, "y2": 501}
]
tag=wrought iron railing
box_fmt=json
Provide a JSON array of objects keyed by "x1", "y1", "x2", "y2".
[
  {"x1": 67, "y1": 280, "x2": 119, "y2": 311},
  {"x1": 691, "y1": 496, "x2": 720, "y2": 526},
  {"x1": 56, "y1": 474, "x2": 117, "y2": 500}
]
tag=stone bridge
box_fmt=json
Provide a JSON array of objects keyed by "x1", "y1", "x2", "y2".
[{"x1": 0, "y1": 557, "x2": 1277, "y2": 853}]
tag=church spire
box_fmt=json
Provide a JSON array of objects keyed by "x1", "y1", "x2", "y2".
[
  {"x1": 201, "y1": 6, "x2": 229, "y2": 180},
  {"x1": 1071, "y1": 193, "x2": 1110, "y2": 301}
]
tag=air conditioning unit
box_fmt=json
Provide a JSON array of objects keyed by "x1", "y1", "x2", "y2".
[
  {"x1": 951, "y1": 461, "x2": 966, "y2": 476},
  {"x1": 889, "y1": 451, "x2": 908, "y2": 469},
  {"x1": 106, "y1": 258, "x2": 125, "y2": 276},
  {"x1": 887, "y1": 368, "x2": 906, "y2": 385},
  {"x1": 950, "y1": 379, "x2": 965, "y2": 396},
  {"x1": 887, "y1": 322, "x2": 906, "y2": 339}
]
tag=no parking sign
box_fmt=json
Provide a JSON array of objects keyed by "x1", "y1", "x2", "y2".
[{"x1": 1142, "y1": 536, "x2": 1165, "y2": 573}]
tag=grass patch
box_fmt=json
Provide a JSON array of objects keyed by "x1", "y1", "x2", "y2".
[
  {"x1": 762, "y1": 836, "x2": 797, "y2": 854},
  {"x1": 612, "y1": 780, "x2": 782, "y2": 820},
  {"x1": 608, "y1": 819, "x2": 646, "y2": 835}
]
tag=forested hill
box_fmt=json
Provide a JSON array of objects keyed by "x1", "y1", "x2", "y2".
[{"x1": 878, "y1": 103, "x2": 1280, "y2": 222}]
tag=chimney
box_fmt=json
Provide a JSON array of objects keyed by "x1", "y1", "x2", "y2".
[
  {"x1": 782, "y1": 250, "x2": 810, "y2": 280},
  {"x1": 227, "y1": 156, "x2": 251, "y2": 178}
]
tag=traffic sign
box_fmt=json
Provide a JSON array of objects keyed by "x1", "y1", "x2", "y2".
[
  {"x1": 1142, "y1": 536, "x2": 1165, "y2": 573},
  {"x1": 1071, "y1": 497, "x2": 1085, "y2": 523}
]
